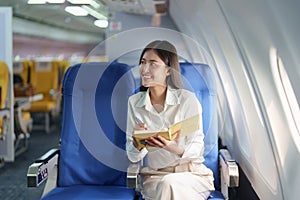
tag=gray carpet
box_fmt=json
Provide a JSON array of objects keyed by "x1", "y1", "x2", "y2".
[{"x1": 0, "y1": 118, "x2": 61, "y2": 200}]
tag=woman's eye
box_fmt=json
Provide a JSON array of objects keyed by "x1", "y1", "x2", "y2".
[{"x1": 150, "y1": 62, "x2": 158, "y2": 68}]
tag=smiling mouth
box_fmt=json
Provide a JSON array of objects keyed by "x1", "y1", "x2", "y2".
[{"x1": 142, "y1": 75, "x2": 152, "y2": 79}]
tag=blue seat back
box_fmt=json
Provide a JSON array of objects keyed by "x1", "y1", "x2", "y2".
[
  {"x1": 58, "y1": 62, "x2": 135, "y2": 187},
  {"x1": 180, "y1": 62, "x2": 219, "y2": 188}
]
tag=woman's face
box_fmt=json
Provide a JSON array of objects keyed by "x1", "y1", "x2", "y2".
[{"x1": 139, "y1": 50, "x2": 170, "y2": 88}]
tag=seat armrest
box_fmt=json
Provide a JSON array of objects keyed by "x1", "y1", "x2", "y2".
[
  {"x1": 27, "y1": 148, "x2": 59, "y2": 187},
  {"x1": 219, "y1": 149, "x2": 239, "y2": 199},
  {"x1": 14, "y1": 99, "x2": 31, "y2": 110},
  {"x1": 49, "y1": 89, "x2": 61, "y2": 115},
  {"x1": 14, "y1": 100, "x2": 32, "y2": 134},
  {"x1": 219, "y1": 149, "x2": 239, "y2": 187},
  {"x1": 0, "y1": 108, "x2": 9, "y2": 118},
  {"x1": 127, "y1": 162, "x2": 140, "y2": 188},
  {"x1": 49, "y1": 89, "x2": 60, "y2": 99},
  {"x1": 0, "y1": 108, "x2": 10, "y2": 138},
  {"x1": 14, "y1": 94, "x2": 44, "y2": 109}
]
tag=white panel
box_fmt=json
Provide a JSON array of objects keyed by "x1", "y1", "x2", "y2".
[
  {"x1": 0, "y1": 7, "x2": 14, "y2": 162},
  {"x1": 105, "y1": 27, "x2": 195, "y2": 63},
  {"x1": 35, "y1": 62, "x2": 52, "y2": 72},
  {"x1": 13, "y1": 17, "x2": 103, "y2": 44}
]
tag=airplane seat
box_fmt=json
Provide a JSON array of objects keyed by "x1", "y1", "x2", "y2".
[
  {"x1": 180, "y1": 62, "x2": 222, "y2": 199},
  {"x1": 127, "y1": 62, "x2": 238, "y2": 200},
  {"x1": 13, "y1": 61, "x2": 34, "y2": 136},
  {"x1": 27, "y1": 61, "x2": 61, "y2": 133},
  {"x1": 0, "y1": 61, "x2": 10, "y2": 141},
  {"x1": 27, "y1": 62, "x2": 137, "y2": 200},
  {"x1": 180, "y1": 62, "x2": 219, "y2": 186},
  {"x1": 13, "y1": 60, "x2": 32, "y2": 85}
]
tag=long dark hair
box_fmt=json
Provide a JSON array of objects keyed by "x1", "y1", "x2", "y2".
[{"x1": 139, "y1": 40, "x2": 183, "y2": 91}]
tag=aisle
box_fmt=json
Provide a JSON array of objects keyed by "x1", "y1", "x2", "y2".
[{"x1": 0, "y1": 122, "x2": 61, "y2": 200}]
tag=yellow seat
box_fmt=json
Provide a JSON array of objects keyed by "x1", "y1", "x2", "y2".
[
  {"x1": 13, "y1": 60, "x2": 32, "y2": 85},
  {"x1": 26, "y1": 60, "x2": 61, "y2": 133},
  {"x1": 13, "y1": 60, "x2": 34, "y2": 135}
]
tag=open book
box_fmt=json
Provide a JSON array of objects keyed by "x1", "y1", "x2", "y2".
[{"x1": 133, "y1": 114, "x2": 200, "y2": 149}]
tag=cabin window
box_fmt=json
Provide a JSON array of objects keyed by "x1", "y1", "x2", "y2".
[
  {"x1": 270, "y1": 48, "x2": 300, "y2": 137},
  {"x1": 276, "y1": 56, "x2": 300, "y2": 134}
]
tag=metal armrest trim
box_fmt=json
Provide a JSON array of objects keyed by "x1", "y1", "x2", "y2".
[
  {"x1": 0, "y1": 108, "x2": 9, "y2": 118},
  {"x1": 35, "y1": 148, "x2": 59, "y2": 163},
  {"x1": 27, "y1": 148, "x2": 59, "y2": 187},
  {"x1": 14, "y1": 100, "x2": 31, "y2": 110},
  {"x1": 219, "y1": 149, "x2": 239, "y2": 187},
  {"x1": 127, "y1": 162, "x2": 140, "y2": 188}
]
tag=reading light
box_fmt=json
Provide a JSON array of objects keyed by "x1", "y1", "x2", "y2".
[
  {"x1": 89, "y1": 0, "x2": 100, "y2": 9},
  {"x1": 82, "y1": 5, "x2": 107, "y2": 20},
  {"x1": 27, "y1": 0, "x2": 47, "y2": 4},
  {"x1": 65, "y1": 6, "x2": 89, "y2": 16},
  {"x1": 67, "y1": 0, "x2": 92, "y2": 4},
  {"x1": 94, "y1": 19, "x2": 108, "y2": 28},
  {"x1": 47, "y1": 0, "x2": 65, "y2": 3}
]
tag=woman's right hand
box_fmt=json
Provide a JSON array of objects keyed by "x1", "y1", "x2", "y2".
[{"x1": 132, "y1": 123, "x2": 147, "y2": 151}]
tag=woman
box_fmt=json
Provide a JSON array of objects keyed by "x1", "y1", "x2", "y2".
[{"x1": 126, "y1": 40, "x2": 214, "y2": 200}]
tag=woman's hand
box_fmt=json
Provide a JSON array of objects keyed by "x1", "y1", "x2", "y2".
[
  {"x1": 132, "y1": 123, "x2": 148, "y2": 151},
  {"x1": 145, "y1": 131, "x2": 184, "y2": 156}
]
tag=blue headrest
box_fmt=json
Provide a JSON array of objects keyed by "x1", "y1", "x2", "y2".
[
  {"x1": 180, "y1": 62, "x2": 219, "y2": 187},
  {"x1": 58, "y1": 62, "x2": 135, "y2": 187}
]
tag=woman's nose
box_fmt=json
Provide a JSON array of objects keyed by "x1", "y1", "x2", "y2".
[{"x1": 141, "y1": 63, "x2": 150, "y2": 72}]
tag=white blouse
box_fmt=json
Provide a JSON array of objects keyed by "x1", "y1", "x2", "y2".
[{"x1": 126, "y1": 87, "x2": 205, "y2": 169}]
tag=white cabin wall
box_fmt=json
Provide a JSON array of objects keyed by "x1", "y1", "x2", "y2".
[
  {"x1": 216, "y1": 1, "x2": 300, "y2": 200},
  {"x1": 104, "y1": 11, "x2": 192, "y2": 65},
  {"x1": 170, "y1": 0, "x2": 300, "y2": 199}
]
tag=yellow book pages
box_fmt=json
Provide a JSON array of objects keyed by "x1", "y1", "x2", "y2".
[
  {"x1": 177, "y1": 114, "x2": 200, "y2": 136},
  {"x1": 133, "y1": 114, "x2": 200, "y2": 149},
  {"x1": 133, "y1": 129, "x2": 169, "y2": 139}
]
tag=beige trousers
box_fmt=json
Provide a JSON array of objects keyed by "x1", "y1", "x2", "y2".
[{"x1": 140, "y1": 162, "x2": 215, "y2": 200}]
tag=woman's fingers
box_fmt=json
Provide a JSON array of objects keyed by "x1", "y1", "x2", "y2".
[
  {"x1": 132, "y1": 123, "x2": 147, "y2": 151},
  {"x1": 134, "y1": 123, "x2": 148, "y2": 130},
  {"x1": 146, "y1": 136, "x2": 164, "y2": 147},
  {"x1": 174, "y1": 130, "x2": 181, "y2": 142}
]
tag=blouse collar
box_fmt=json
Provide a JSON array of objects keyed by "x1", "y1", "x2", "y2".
[{"x1": 135, "y1": 87, "x2": 180, "y2": 111}]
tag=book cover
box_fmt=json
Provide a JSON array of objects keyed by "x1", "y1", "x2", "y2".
[{"x1": 133, "y1": 114, "x2": 200, "y2": 149}]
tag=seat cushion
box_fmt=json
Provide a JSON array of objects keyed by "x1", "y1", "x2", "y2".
[
  {"x1": 138, "y1": 190, "x2": 224, "y2": 200},
  {"x1": 29, "y1": 101, "x2": 56, "y2": 111},
  {"x1": 208, "y1": 190, "x2": 224, "y2": 199},
  {"x1": 41, "y1": 185, "x2": 136, "y2": 200}
]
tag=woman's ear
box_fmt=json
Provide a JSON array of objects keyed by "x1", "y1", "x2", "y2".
[{"x1": 166, "y1": 67, "x2": 171, "y2": 76}]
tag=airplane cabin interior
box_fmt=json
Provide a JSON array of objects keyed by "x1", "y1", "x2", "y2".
[{"x1": 0, "y1": 0, "x2": 299, "y2": 200}]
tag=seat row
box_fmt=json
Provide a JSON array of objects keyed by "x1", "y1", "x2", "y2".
[
  {"x1": 0, "y1": 59, "x2": 69, "y2": 164},
  {"x1": 13, "y1": 59, "x2": 69, "y2": 133},
  {"x1": 0, "y1": 61, "x2": 29, "y2": 161},
  {"x1": 27, "y1": 61, "x2": 239, "y2": 200}
]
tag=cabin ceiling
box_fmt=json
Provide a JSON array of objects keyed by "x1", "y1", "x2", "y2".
[
  {"x1": 0, "y1": 0, "x2": 168, "y2": 41},
  {"x1": 102, "y1": 0, "x2": 168, "y2": 15},
  {"x1": 0, "y1": 0, "x2": 168, "y2": 57}
]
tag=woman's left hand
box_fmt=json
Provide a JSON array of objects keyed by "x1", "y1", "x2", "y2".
[{"x1": 145, "y1": 131, "x2": 184, "y2": 156}]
